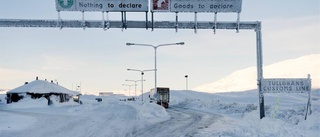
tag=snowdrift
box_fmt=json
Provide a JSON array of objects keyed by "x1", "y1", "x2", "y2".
[
  {"x1": 170, "y1": 90, "x2": 320, "y2": 137},
  {"x1": 0, "y1": 95, "x2": 169, "y2": 137},
  {"x1": 1, "y1": 89, "x2": 319, "y2": 137}
]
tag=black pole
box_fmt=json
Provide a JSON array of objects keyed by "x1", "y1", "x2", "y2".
[
  {"x1": 145, "y1": 11, "x2": 148, "y2": 30},
  {"x1": 151, "y1": 11, "x2": 154, "y2": 31}
]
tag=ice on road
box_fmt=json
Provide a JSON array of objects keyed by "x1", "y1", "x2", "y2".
[
  {"x1": 0, "y1": 105, "x2": 222, "y2": 137},
  {"x1": 133, "y1": 106, "x2": 222, "y2": 137}
]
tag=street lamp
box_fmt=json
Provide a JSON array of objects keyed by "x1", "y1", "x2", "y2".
[
  {"x1": 122, "y1": 84, "x2": 135, "y2": 97},
  {"x1": 185, "y1": 75, "x2": 188, "y2": 90},
  {"x1": 127, "y1": 68, "x2": 155, "y2": 101},
  {"x1": 126, "y1": 42, "x2": 185, "y2": 95},
  {"x1": 125, "y1": 79, "x2": 145, "y2": 99}
]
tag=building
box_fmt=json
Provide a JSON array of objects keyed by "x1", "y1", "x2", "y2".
[{"x1": 6, "y1": 77, "x2": 81, "y2": 105}]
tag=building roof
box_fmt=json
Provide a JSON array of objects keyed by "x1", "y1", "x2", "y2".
[{"x1": 7, "y1": 80, "x2": 80, "y2": 96}]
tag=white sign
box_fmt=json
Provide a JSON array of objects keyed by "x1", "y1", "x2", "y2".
[
  {"x1": 56, "y1": 0, "x2": 148, "y2": 12},
  {"x1": 151, "y1": 0, "x2": 242, "y2": 12},
  {"x1": 76, "y1": 0, "x2": 106, "y2": 11},
  {"x1": 261, "y1": 78, "x2": 311, "y2": 93}
]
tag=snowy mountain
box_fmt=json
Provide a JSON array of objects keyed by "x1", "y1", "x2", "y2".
[
  {"x1": 194, "y1": 54, "x2": 320, "y2": 93},
  {"x1": 0, "y1": 89, "x2": 9, "y2": 94}
]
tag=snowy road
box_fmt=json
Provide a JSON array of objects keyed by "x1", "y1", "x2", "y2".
[
  {"x1": 0, "y1": 105, "x2": 222, "y2": 137},
  {"x1": 133, "y1": 106, "x2": 222, "y2": 137}
]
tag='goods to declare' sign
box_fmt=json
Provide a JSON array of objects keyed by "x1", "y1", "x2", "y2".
[
  {"x1": 261, "y1": 78, "x2": 311, "y2": 93},
  {"x1": 56, "y1": 0, "x2": 148, "y2": 12},
  {"x1": 152, "y1": 0, "x2": 242, "y2": 13}
]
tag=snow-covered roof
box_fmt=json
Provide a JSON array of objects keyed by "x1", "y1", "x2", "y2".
[{"x1": 7, "y1": 80, "x2": 80, "y2": 96}]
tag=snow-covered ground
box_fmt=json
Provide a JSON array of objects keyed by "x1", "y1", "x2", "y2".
[
  {"x1": 0, "y1": 89, "x2": 319, "y2": 137},
  {"x1": 0, "y1": 95, "x2": 169, "y2": 137},
  {"x1": 0, "y1": 54, "x2": 319, "y2": 137},
  {"x1": 171, "y1": 89, "x2": 320, "y2": 136}
]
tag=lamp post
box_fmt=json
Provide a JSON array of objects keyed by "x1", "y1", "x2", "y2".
[
  {"x1": 125, "y1": 79, "x2": 145, "y2": 99},
  {"x1": 185, "y1": 75, "x2": 188, "y2": 90},
  {"x1": 127, "y1": 68, "x2": 155, "y2": 101},
  {"x1": 126, "y1": 42, "x2": 185, "y2": 95},
  {"x1": 122, "y1": 84, "x2": 135, "y2": 97}
]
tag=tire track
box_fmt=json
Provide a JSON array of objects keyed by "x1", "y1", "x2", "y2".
[{"x1": 133, "y1": 106, "x2": 222, "y2": 137}]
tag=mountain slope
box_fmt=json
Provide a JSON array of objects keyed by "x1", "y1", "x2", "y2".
[{"x1": 194, "y1": 54, "x2": 320, "y2": 93}]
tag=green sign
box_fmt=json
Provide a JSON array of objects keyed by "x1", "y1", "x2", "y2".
[{"x1": 58, "y1": 0, "x2": 74, "y2": 9}]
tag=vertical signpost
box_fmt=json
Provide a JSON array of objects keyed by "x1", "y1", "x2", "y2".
[{"x1": 256, "y1": 22, "x2": 265, "y2": 119}]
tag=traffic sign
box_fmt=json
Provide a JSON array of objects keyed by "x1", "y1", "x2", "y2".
[
  {"x1": 56, "y1": 0, "x2": 76, "y2": 11},
  {"x1": 56, "y1": 0, "x2": 149, "y2": 12},
  {"x1": 151, "y1": 0, "x2": 242, "y2": 12},
  {"x1": 261, "y1": 78, "x2": 311, "y2": 93}
]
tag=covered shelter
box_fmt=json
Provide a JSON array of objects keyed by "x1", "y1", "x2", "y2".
[{"x1": 6, "y1": 79, "x2": 81, "y2": 105}]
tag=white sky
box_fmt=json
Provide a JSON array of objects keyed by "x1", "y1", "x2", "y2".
[{"x1": 0, "y1": 0, "x2": 319, "y2": 95}]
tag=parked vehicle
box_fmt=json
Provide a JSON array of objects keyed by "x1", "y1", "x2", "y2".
[{"x1": 150, "y1": 87, "x2": 170, "y2": 108}]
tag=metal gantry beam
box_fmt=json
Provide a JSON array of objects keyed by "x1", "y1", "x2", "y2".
[{"x1": 0, "y1": 19, "x2": 259, "y2": 30}]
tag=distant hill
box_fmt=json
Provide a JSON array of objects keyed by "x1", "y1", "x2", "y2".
[
  {"x1": 194, "y1": 54, "x2": 320, "y2": 93},
  {"x1": 0, "y1": 89, "x2": 9, "y2": 94}
]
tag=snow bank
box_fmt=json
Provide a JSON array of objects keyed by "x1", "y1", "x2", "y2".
[
  {"x1": 1, "y1": 88, "x2": 318, "y2": 136},
  {"x1": 5, "y1": 97, "x2": 49, "y2": 109},
  {"x1": 171, "y1": 90, "x2": 258, "y2": 117},
  {"x1": 64, "y1": 95, "x2": 169, "y2": 137},
  {"x1": 0, "y1": 94, "x2": 169, "y2": 137},
  {"x1": 134, "y1": 102, "x2": 169, "y2": 123},
  {"x1": 170, "y1": 90, "x2": 320, "y2": 137},
  {"x1": 0, "y1": 94, "x2": 5, "y2": 104},
  {"x1": 203, "y1": 106, "x2": 320, "y2": 137}
]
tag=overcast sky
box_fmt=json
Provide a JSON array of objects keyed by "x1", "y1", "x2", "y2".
[{"x1": 0, "y1": 0, "x2": 319, "y2": 95}]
